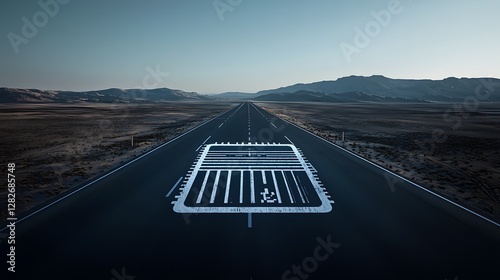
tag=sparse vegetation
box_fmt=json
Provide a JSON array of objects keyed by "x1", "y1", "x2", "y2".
[{"x1": 0, "y1": 102, "x2": 235, "y2": 219}]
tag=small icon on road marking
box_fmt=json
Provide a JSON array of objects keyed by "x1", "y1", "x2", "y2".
[
  {"x1": 261, "y1": 188, "x2": 277, "y2": 203},
  {"x1": 173, "y1": 143, "x2": 333, "y2": 214}
]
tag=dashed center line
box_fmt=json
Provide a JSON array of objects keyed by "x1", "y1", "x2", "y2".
[
  {"x1": 248, "y1": 102, "x2": 251, "y2": 142},
  {"x1": 217, "y1": 102, "x2": 244, "y2": 130}
]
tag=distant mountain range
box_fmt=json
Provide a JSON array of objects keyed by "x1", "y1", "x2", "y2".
[
  {"x1": 2, "y1": 76, "x2": 499, "y2": 103},
  {"x1": 0, "y1": 87, "x2": 209, "y2": 103},
  {"x1": 253, "y1": 90, "x2": 428, "y2": 103},
  {"x1": 250, "y1": 75, "x2": 500, "y2": 102}
]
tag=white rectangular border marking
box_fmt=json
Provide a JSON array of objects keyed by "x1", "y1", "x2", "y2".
[{"x1": 173, "y1": 143, "x2": 332, "y2": 213}]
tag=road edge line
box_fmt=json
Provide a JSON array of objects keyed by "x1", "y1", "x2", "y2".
[{"x1": 254, "y1": 103, "x2": 500, "y2": 228}]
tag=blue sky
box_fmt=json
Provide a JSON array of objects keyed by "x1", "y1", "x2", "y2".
[{"x1": 1, "y1": 0, "x2": 499, "y2": 93}]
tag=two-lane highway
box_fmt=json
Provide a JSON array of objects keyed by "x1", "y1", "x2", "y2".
[{"x1": 1, "y1": 102, "x2": 499, "y2": 279}]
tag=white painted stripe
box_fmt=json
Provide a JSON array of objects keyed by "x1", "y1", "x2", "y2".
[
  {"x1": 205, "y1": 158, "x2": 297, "y2": 160},
  {"x1": 206, "y1": 156, "x2": 296, "y2": 158},
  {"x1": 200, "y1": 168, "x2": 304, "y2": 172},
  {"x1": 262, "y1": 170, "x2": 267, "y2": 184},
  {"x1": 204, "y1": 157, "x2": 297, "y2": 160},
  {"x1": 218, "y1": 122, "x2": 224, "y2": 128},
  {"x1": 198, "y1": 143, "x2": 294, "y2": 147},
  {"x1": 281, "y1": 171, "x2": 294, "y2": 203},
  {"x1": 271, "y1": 123, "x2": 277, "y2": 128},
  {"x1": 204, "y1": 159, "x2": 298, "y2": 162},
  {"x1": 206, "y1": 152, "x2": 297, "y2": 155},
  {"x1": 296, "y1": 174, "x2": 310, "y2": 203},
  {"x1": 250, "y1": 171, "x2": 255, "y2": 203},
  {"x1": 210, "y1": 170, "x2": 221, "y2": 203},
  {"x1": 284, "y1": 136, "x2": 294, "y2": 145},
  {"x1": 271, "y1": 171, "x2": 282, "y2": 203},
  {"x1": 202, "y1": 162, "x2": 302, "y2": 165},
  {"x1": 200, "y1": 167, "x2": 302, "y2": 170},
  {"x1": 224, "y1": 170, "x2": 232, "y2": 203},
  {"x1": 205, "y1": 163, "x2": 300, "y2": 166},
  {"x1": 196, "y1": 171, "x2": 211, "y2": 204},
  {"x1": 203, "y1": 159, "x2": 300, "y2": 162},
  {"x1": 175, "y1": 205, "x2": 333, "y2": 213},
  {"x1": 208, "y1": 150, "x2": 294, "y2": 152},
  {"x1": 240, "y1": 170, "x2": 244, "y2": 203},
  {"x1": 206, "y1": 153, "x2": 296, "y2": 156},
  {"x1": 202, "y1": 165, "x2": 302, "y2": 168},
  {"x1": 248, "y1": 212, "x2": 252, "y2": 228},
  {"x1": 0, "y1": 104, "x2": 241, "y2": 232},
  {"x1": 207, "y1": 151, "x2": 296, "y2": 153},
  {"x1": 212, "y1": 155, "x2": 257, "y2": 158},
  {"x1": 203, "y1": 157, "x2": 299, "y2": 160},
  {"x1": 291, "y1": 171, "x2": 305, "y2": 203},
  {"x1": 166, "y1": 177, "x2": 183, "y2": 197}
]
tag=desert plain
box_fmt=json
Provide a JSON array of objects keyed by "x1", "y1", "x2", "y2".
[
  {"x1": 258, "y1": 101, "x2": 500, "y2": 222},
  {"x1": 0, "y1": 102, "x2": 236, "y2": 219},
  {"x1": 1, "y1": 101, "x2": 499, "y2": 224}
]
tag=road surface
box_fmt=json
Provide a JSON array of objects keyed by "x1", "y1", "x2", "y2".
[{"x1": 1, "y1": 102, "x2": 499, "y2": 279}]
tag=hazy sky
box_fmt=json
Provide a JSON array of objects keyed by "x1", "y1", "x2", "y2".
[{"x1": 1, "y1": 0, "x2": 499, "y2": 93}]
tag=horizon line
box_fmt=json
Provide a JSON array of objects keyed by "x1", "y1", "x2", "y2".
[{"x1": 2, "y1": 74, "x2": 499, "y2": 94}]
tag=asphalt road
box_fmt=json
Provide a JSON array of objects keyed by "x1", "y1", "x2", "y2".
[{"x1": 1, "y1": 102, "x2": 499, "y2": 279}]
